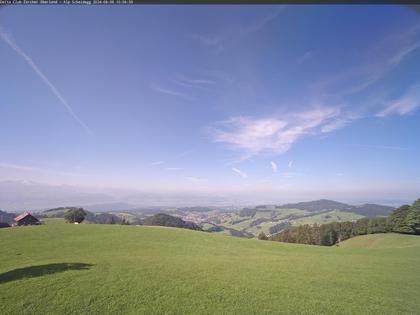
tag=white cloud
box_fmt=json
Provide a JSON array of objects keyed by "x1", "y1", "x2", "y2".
[
  {"x1": 270, "y1": 161, "x2": 278, "y2": 173},
  {"x1": 232, "y1": 167, "x2": 248, "y2": 179},
  {"x1": 212, "y1": 107, "x2": 341, "y2": 157},
  {"x1": 150, "y1": 161, "x2": 164, "y2": 166},
  {"x1": 288, "y1": 161, "x2": 293, "y2": 169},
  {"x1": 166, "y1": 167, "x2": 184, "y2": 171},
  {"x1": 0, "y1": 26, "x2": 92, "y2": 135},
  {"x1": 376, "y1": 84, "x2": 420, "y2": 117},
  {"x1": 321, "y1": 118, "x2": 349, "y2": 133}
]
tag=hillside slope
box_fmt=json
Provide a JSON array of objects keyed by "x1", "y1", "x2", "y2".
[
  {"x1": 276, "y1": 199, "x2": 394, "y2": 216},
  {"x1": 1, "y1": 225, "x2": 419, "y2": 314},
  {"x1": 340, "y1": 233, "x2": 420, "y2": 249}
]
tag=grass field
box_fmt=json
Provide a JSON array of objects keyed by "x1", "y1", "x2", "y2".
[
  {"x1": 41, "y1": 218, "x2": 66, "y2": 225},
  {"x1": 291, "y1": 210, "x2": 363, "y2": 226},
  {"x1": 1, "y1": 225, "x2": 419, "y2": 314},
  {"x1": 340, "y1": 233, "x2": 420, "y2": 249}
]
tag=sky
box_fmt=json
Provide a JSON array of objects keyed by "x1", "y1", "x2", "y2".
[{"x1": 0, "y1": 5, "x2": 420, "y2": 203}]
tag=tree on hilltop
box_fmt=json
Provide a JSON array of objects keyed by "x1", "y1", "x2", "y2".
[
  {"x1": 387, "y1": 204, "x2": 411, "y2": 234},
  {"x1": 405, "y1": 199, "x2": 420, "y2": 234},
  {"x1": 64, "y1": 208, "x2": 86, "y2": 224},
  {"x1": 258, "y1": 232, "x2": 268, "y2": 240}
]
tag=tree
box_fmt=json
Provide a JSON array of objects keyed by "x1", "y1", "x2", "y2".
[
  {"x1": 64, "y1": 208, "x2": 86, "y2": 223},
  {"x1": 340, "y1": 221, "x2": 355, "y2": 240},
  {"x1": 405, "y1": 199, "x2": 420, "y2": 234},
  {"x1": 354, "y1": 218, "x2": 369, "y2": 235},
  {"x1": 320, "y1": 223, "x2": 338, "y2": 246},
  {"x1": 367, "y1": 217, "x2": 387, "y2": 234},
  {"x1": 258, "y1": 232, "x2": 268, "y2": 240},
  {"x1": 387, "y1": 205, "x2": 411, "y2": 234},
  {"x1": 121, "y1": 218, "x2": 130, "y2": 225}
]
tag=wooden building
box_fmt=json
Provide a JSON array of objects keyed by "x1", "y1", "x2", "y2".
[{"x1": 14, "y1": 212, "x2": 40, "y2": 226}]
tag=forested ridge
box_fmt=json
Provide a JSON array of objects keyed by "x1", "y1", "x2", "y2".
[{"x1": 269, "y1": 199, "x2": 420, "y2": 246}]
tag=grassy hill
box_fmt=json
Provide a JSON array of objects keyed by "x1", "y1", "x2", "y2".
[
  {"x1": 1, "y1": 225, "x2": 419, "y2": 314},
  {"x1": 190, "y1": 200, "x2": 393, "y2": 238},
  {"x1": 340, "y1": 233, "x2": 420, "y2": 249}
]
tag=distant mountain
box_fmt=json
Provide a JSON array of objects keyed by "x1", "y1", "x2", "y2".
[
  {"x1": 276, "y1": 199, "x2": 394, "y2": 216},
  {"x1": 277, "y1": 199, "x2": 353, "y2": 212},
  {"x1": 350, "y1": 204, "x2": 394, "y2": 216},
  {"x1": 178, "y1": 206, "x2": 212, "y2": 212},
  {"x1": 83, "y1": 203, "x2": 138, "y2": 212}
]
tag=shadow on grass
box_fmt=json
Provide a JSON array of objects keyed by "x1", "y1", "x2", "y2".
[{"x1": 0, "y1": 263, "x2": 94, "y2": 284}]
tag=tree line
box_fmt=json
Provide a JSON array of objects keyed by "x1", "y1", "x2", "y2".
[
  {"x1": 63, "y1": 209, "x2": 201, "y2": 231},
  {"x1": 262, "y1": 199, "x2": 420, "y2": 246}
]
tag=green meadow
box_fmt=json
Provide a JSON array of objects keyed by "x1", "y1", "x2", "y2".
[{"x1": 1, "y1": 225, "x2": 419, "y2": 314}]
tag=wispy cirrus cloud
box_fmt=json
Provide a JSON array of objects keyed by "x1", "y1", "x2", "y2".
[
  {"x1": 376, "y1": 84, "x2": 420, "y2": 117},
  {"x1": 316, "y1": 23, "x2": 420, "y2": 98},
  {"x1": 282, "y1": 171, "x2": 300, "y2": 179},
  {"x1": 212, "y1": 107, "x2": 344, "y2": 157},
  {"x1": 354, "y1": 144, "x2": 411, "y2": 151},
  {"x1": 232, "y1": 167, "x2": 248, "y2": 179},
  {"x1": 0, "y1": 26, "x2": 92, "y2": 135},
  {"x1": 321, "y1": 118, "x2": 351, "y2": 133},
  {"x1": 191, "y1": 9, "x2": 285, "y2": 54},
  {"x1": 165, "y1": 167, "x2": 184, "y2": 171},
  {"x1": 288, "y1": 161, "x2": 293, "y2": 169},
  {"x1": 150, "y1": 83, "x2": 192, "y2": 100},
  {"x1": 175, "y1": 150, "x2": 194, "y2": 159},
  {"x1": 296, "y1": 51, "x2": 312, "y2": 65},
  {"x1": 184, "y1": 176, "x2": 207, "y2": 182},
  {"x1": 172, "y1": 76, "x2": 215, "y2": 90},
  {"x1": 270, "y1": 161, "x2": 278, "y2": 173},
  {"x1": 150, "y1": 161, "x2": 164, "y2": 166},
  {"x1": 0, "y1": 162, "x2": 87, "y2": 177}
]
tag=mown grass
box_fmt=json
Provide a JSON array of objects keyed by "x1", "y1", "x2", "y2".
[
  {"x1": 1, "y1": 225, "x2": 419, "y2": 314},
  {"x1": 41, "y1": 218, "x2": 66, "y2": 225},
  {"x1": 340, "y1": 233, "x2": 420, "y2": 249}
]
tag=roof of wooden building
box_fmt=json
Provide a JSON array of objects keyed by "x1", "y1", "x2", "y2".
[{"x1": 14, "y1": 212, "x2": 38, "y2": 222}]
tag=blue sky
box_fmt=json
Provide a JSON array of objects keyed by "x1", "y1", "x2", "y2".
[{"x1": 0, "y1": 5, "x2": 419, "y2": 202}]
